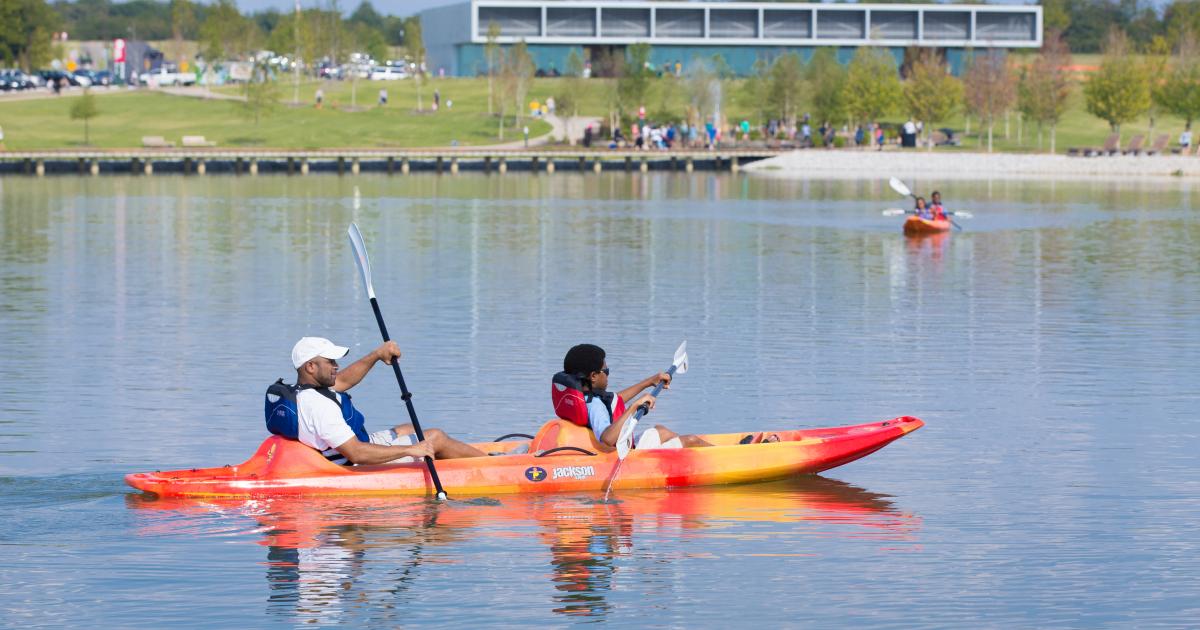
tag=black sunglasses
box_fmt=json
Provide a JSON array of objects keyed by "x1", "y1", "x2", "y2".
[{"x1": 599, "y1": 367, "x2": 610, "y2": 376}]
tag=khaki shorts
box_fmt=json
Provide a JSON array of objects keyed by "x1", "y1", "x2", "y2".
[{"x1": 369, "y1": 429, "x2": 417, "y2": 463}]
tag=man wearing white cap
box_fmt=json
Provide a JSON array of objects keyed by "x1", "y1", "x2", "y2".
[{"x1": 291, "y1": 336, "x2": 485, "y2": 465}]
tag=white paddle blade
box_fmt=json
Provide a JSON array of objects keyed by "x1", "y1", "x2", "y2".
[
  {"x1": 672, "y1": 341, "x2": 688, "y2": 375},
  {"x1": 888, "y1": 177, "x2": 912, "y2": 198},
  {"x1": 882, "y1": 208, "x2": 907, "y2": 217},
  {"x1": 953, "y1": 211, "x2": 973, "y2": 219},
  {"x1": 347, "y1": 223, "x2": 376, "y2": 300},
  {"x1": 616, "y1": 419, "x2": 636, "y2": 460}
]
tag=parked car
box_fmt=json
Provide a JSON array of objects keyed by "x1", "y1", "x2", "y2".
[
  {"x1": 39, "y1": 70, "x2": 81, "y2": 87},
  {"x1": 72, "y1": 69, "x2": 96, "y2": 87},
  {"x1": 94, "y1": 70, "x2": 114, "y2": 86},
  {"x1": 0, "y1": 70, "x2": 38, "y2": 90},
  {"x1": 368, "y1": 65, "x2": 407, "y2": 80}
]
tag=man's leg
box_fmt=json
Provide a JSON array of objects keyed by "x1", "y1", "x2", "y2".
[{"x1": 423, "y1": 428, "x2": 486, "y2": 459}]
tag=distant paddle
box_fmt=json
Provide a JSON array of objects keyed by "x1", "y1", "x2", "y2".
[
  {"x1": 604, "y1": 341, "x2": 689, "y2": 500},
  {"x1": 348, "y1": 223, "x2": 449, "y2": 501},
  {"x1": 882, "y1": 208, "x2": 973, "y2": 218},
  {"x1": 887, "y1": 177, "x2": 964, "y2": 231}
]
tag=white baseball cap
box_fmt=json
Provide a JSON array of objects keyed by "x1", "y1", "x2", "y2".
[{"x1": 291, "y1": 337, "x2": 349, "y2": 369}]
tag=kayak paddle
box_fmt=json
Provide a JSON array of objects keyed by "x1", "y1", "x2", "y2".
[
  {"x1": 887, "y1": 177, "x2": 963, "y2": 231},
  {"x1": 615, "y1": 341, "x2": 689, "y2": 460},
  {"x1": 348, "y1": 223, "x2": 449, "y2": 501},
  {"x1": 604, "y1": 341, "x2": 689, "y2": 500},
  {"x1": 882, "y1": 208, "x2": 973, "y2": 218}
]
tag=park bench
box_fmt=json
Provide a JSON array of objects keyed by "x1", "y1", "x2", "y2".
[
  {"x1": 1145, "y1": 134, "x2": 1169, "y2": 155},
  {"x1": 181, "y1": 135, "x2": 217, "y2": 147},
  {"x1": 141, "y1": 136, "x2": 175, "y2": 148}
]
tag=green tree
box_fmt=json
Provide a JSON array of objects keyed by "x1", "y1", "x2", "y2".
[
  {"x1": 0, "y1": 0, "x2": 59, "y2": 71},
  {"x1": 807, "y1": 47, "x2": 847, "y2": 128},
  {"x1": 1018, "y1": 31, "x2": 1073, "y2": 152},
  {"x1": 903, "y1": 49, "x2": 963, "y2": 148},
  {"x1": 843, "y1": 47, "x2": 901, "y2": 125},
  {"x1": 767, "y1": 52, "x2": 804, "y2": 127},
  {"x1": 69, "y1": 88, "x2": 99, "y2": 145},
  {"x1": 169, "y1": 0, "x2": 196, "y2": 65},
  {"x1": 1155, "y1": 29, "x2": 1200, "y2": 127},
  {"x1": 618, "y1": 42, "x2": 653, "y2": 121},
  {"x1": 1084, "y1": 29, "x2": 1152, "y2": 133},
  {"x1": 199, "y1": 0, "x2": 259, "y2": 60},
  {"x1": 1042, "y1": 0, "x2": 1070, "y2": 33},
  {"x1": 744, "y1": 57, "x2": 771, "y2": 131},
  {"x1": 241, "y1": 61, "x2": 279, "y2": 126},
  {"x1": 964, "y1": 50, "x2": 1017, "y2": 152}
]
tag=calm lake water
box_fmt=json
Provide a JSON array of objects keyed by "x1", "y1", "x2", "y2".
[{"x1": 1, "y1": 173, "x2": 1198, "y2": 627}]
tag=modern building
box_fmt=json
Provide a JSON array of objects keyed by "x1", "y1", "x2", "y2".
[{"x1": 419, "y1": 0, "x2": 1043, "y2": 77}]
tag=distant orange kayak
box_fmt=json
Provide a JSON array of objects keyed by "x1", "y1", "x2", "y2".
[
  {"x1": 125, "y1": 417, "x2": 923, "y2": 498},
  {"x1": 903, "y1": 216, "x2": 952, "y2": 235}
]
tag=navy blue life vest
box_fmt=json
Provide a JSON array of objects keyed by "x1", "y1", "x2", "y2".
[{"x1": 264, "y1": 379, "x2": 370, "y2": 443}]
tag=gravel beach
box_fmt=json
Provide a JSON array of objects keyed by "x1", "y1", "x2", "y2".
[{"x1": 743, "y1": 149, "x2": 1200, "y2": 180}]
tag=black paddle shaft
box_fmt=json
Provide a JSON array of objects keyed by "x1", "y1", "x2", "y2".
[
  {"x1": 635, "y1": 363, "x2": 680, "y2": 418},
  {"x1": 369, "y1": 297, "x2": 447, "y2": 498}
]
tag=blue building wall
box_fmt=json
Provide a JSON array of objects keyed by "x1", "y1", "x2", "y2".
[{"x1": 453, "y1": 43, "x2": 913, "y2": 78}]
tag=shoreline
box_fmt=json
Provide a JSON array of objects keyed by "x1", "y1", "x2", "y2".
[{"x1": 743, "y1": 149, "x2": 1200, "y2": 180}]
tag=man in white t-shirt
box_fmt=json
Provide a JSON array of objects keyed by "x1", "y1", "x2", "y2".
[{"x1": 291, "y1": 336, "x2": 485, "y2": 465}]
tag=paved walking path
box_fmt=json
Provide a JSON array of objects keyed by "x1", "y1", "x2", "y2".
[{"x1": 745, "y1": 148, "x2": 1200, "y2": 179}]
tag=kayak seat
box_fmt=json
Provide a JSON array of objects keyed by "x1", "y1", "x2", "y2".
[{"x1": 529, "y1": 419, "x2": 610, "y2": 456}]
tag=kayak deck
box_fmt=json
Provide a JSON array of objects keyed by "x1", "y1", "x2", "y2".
[{"x1": 125, "y1": 416, "x2": 923, "y2": 497}]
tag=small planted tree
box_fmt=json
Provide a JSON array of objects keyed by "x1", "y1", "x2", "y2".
[
  {"x1": 903, "y1": 48, "x2": 963, "y2": 149},
  {"x1": 767, "y1": 52, "x2": 804, "y2": 129},
  {"x1": 484, "y1": 21, "x2": 500, "y2": 115},
  {"x1": 509, "y1": 39, "x2": 535, "y2": 126},
  {"x1": 241, "y1": 61, "x2": 279, "y2": 126},
  {"x1": 1154, "y1": 29, "x2": 1200, "y2": 128},
  {"x1": 1018, "y1": 31, "x2": 1072, "y2": 153},
  {"x1": 1084, "y1": 29, "x2": 1151, "y2": 134},
  {"x1": 844, "y1": 47, "x2": 902, "y2": 126},
  {"x1": 617, "y1": 42, "x2": 653, "y2": 123},
  {"x1": 964, "y1": 50, "x2": 1017, "y2": 152},
  {"x1": 69, "y1": 88, "x2": 100, "y2": 146},
  {"x1": 808, "y1": 47, "x2": 847, "y2": 129}
]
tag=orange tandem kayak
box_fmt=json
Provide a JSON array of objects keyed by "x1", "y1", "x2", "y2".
[
  {"x1": 903, "y1": 216, "x2": 952, "y2": 235},
  {"x1": 125, "y1": 417, "x2": 923, "y2": 497}
]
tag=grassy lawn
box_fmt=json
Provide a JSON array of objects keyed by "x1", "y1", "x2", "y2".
[
  {"x1": 0, "y1": 74, "x2": 1186, "y2": 152},
  {"x1": 0, "y1": 77, "x2": 551, "y2": 150}
]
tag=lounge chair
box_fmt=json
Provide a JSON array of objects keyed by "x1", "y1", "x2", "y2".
[
  {"x1": 1145, "y1": 134, "x2": 1169, "y2": 155},
  {"x1": 1123, "y1": 134, "x2": 1145, "y2": 155},
  {"x1": 181, "y1": 135, "x2": 217, "y2": 148},
  {"x1": 1068, "y1": 132, "x2": 1120, "y2": 157},
  {"x1": 142, "y1": 135, "x2": 175, "y2": 148}
]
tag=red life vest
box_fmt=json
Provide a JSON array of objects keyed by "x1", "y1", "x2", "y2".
[{"x1": 552, "y1": 371, "x2": 625, "y2": 428}]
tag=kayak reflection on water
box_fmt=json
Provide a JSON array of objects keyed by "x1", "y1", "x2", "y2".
[{"x1": 126, "y1": 477, "x2": 921, "y2": 622}]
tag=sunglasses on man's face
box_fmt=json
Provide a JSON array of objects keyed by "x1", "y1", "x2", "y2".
[{"x1": 598, "y1": 367, "x2": 610, "y2": 376}]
